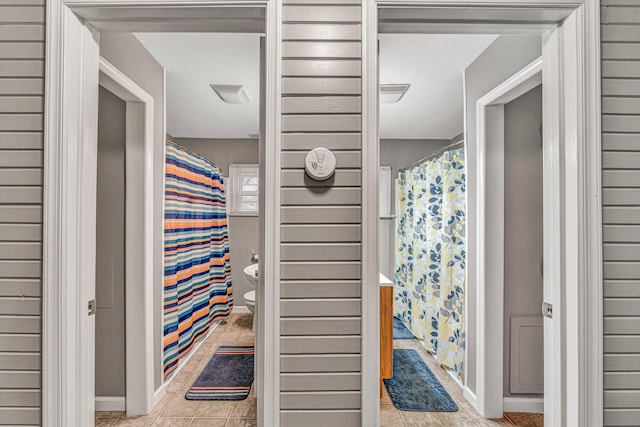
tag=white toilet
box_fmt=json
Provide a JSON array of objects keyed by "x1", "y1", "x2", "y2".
[
  {"x1": 243, "y1": 290, "x2": 255, "y2": 313},
  {"x1": 243, "y1": 263, "x2": 258, "y2": 331}
]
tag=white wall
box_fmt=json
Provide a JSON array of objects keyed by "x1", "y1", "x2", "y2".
[{"x1": 463, "y1": 34, "x2": 542, "y2": 394}]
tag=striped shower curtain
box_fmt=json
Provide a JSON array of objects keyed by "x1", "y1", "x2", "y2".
[
  {"x1": 163, "y1": 141, "x2": 232, "y2": 378},
  {"x1": 394, "y1": 147, "x2": 466, "y2": 379}
]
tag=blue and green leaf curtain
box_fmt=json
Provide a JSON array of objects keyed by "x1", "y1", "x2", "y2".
[
  {"x1": 394, "y1": 147, "x2": 466, "y2": 379},
  {"x1": 163, "y1": 141, "x2": 232, "y2": 378}
]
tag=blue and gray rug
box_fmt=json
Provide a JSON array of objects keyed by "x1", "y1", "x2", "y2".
[
  {"x1": 186, "y1": 345, "x2": 254, "y2": 400},
  {"x1": 393, "y1": 316, "x2": 414, "y2": 339},
  {"x1": 384, "y1": 349, "x2": 458, "y2": 412}
]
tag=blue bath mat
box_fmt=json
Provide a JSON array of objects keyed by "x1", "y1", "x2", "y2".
[
  {"x1": 186, "y1": 346, "x2": 254, "y2": 400},
  {"x1": 384, "y1": 349, "x2": 458, "y2": 412},
  {"x1": 393, "y1": 317, "x2": 414, "y2": 339}
]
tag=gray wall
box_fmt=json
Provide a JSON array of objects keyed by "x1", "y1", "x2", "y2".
[
  {"x1": 99, "y1": 33, "x2": 166, "y2": 392},
  {"x1": 174, "y1": 138, "x2": 258, "y2": 177},
  {"x1": 503, "y1": 85, "x2": 544, "y2": 397},
  {"x1": 463, "y1": 34, "x2": 542, "y2": 394},
  {"x1": 601, "y1": 6, "x2": 640, "y2": 426},
  {"x1": 279, "y1": 3, "x2": 363, "y2": 425},
  {"x1": 378, "y1": 139, "x2": 449, "y2": 278},
  {"x1": 95, "y1": 87, "x2": 127, "y2": 398},
  {"x1": 0, "y1": 1, "x2": 44, "y2": 424},
  {"x1": 174, "y1": 138, "x2": 260, "y2": 304}
]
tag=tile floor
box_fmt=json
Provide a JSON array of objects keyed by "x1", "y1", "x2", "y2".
[
  {"x1": 96, "y1": 312, "x2": 543, "y2": 427},
  {"x1": 95, "y1": 313, "x2": 256, "y2": 426},
  {"x1": 384, "y1": 337, "x2": 544, "y2": 427}
]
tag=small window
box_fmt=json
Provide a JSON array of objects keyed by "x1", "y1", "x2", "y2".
[
  {"x1": 379, "y1": 166, "x2": 392, "y2": 218},
  {"x1": 227, "y1": 164, "x2": 259, "y2": 216}
]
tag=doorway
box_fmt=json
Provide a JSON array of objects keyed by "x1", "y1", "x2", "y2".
[
  {"x1": 94, "y1": 29, "x2": 266, "y2": 422},
  {"x1": 375, "y1": 32, "x2": 546, "y2": 426},
  {"x1": 361, "y1": 3, "x2": 602, "y2": 427},
  {"x1": 94, "y1": 55, "x2": 155, "y2": 416},
  {"x1": 43, "y1": 3, "x2": 279, "y2": 426}
]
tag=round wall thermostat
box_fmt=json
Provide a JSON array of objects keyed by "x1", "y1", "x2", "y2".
[{"x1": 305, "y1": 147, "x2": 336, "y2": 181}]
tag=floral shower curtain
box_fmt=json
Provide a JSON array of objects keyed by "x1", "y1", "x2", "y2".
[
  {"x1": 394, "y1": 147, "x2": 466, "y2": 379},
  {"x1": 163, "y1": 141, "x2": 232, "y2": 378}
]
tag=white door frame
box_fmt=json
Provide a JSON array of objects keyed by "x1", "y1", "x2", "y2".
[
  {"x1": 474, "y1": 56, "x2": 543, "y2": 418},
  {"x1": 97, "y1": 56, "x2": 155, "y2": 416},
  {"x1": 43, "y1": 1, "x2": 282, "y2": 426},
  {"x1": 362, "y1": 1, "x2": 603, "y2": 426}
]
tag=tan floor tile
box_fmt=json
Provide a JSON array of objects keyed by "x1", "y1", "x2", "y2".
[
  {"x1": 230, "y1": 397, "x2": 257, "y2": 419},
  {"x1": 381, "y1": 386, "x2": 393, "y2": 405},
  {"x1": 213, "y1": 332, "x2": 241, "y2": 343},
  {"x1": 96, "y1": 411, "x2": 126, "y2": 419},
  {"x1": 98, "y1": 313, "x2": 256, "y2": 424},
  {"x1": 195, "y1": 400, "x2": 237, "y2": 418},
  {"x1": 151, "y1": 418, "x2": 192, "y2": 427},
  {"x1": 160, "y1": 396, "x2": 201, "y2": 418},
  {"x1": 189, "y1": 418, "x2": 228, "y2": 427},
  {"x1": 96, "y1": 419, "x2": 121, "y2": 426},
  {"x1": 192, "y1": 359, "x2": 210, "y2": 376},
  {"x1": 172, "y1": 368, "x2": 193, "y2": 384},
  {"x1": 147, "y1": 392, "x2": 176, "y2": 419},
  {"x1": 180, "y1": 357, "x2": 203, "y2": 375},
  {"x1": 182, "y1": 371, "x2": 202, "y2": 393},
  {"x1": 436, "y1": 410, "x2": 479, "y2": 427},
  {"x1": 234, "y1": 334, "x2": 255, "y2": 346},
  {"x1": 400, "y1": 411, "x2": 443, "y2": 426},
  {"x1": 229, "y1": 314, "x2": 253, "y2": 330},
  {"x1": 381, "y1": 404, "x2": 406, "y2": 427},
  {"x1": 476, "y1": 417, "x2": 515, "y2": 426},
  {"x1": 225, "y1": 418, "x2": 257, "y2": 427},
  {"x1": 504, "y1": 412, "x2": 543, "y2": 427},
  {"x1": 394, "y1": 340, "x2": 417, "y2": 350},
  {"x1": 116, "y1": 418, "x2": 155, "y2": 426},
  {"x1": 166, "y1": 380, "x2": 186, "y2": 393}
]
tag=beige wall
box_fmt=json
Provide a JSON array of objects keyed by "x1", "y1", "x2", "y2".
[
  {"x1": 95, "y1": 87, "x2": 127, "y2": 397},
  {"x1": 503, "y1": 85, "x2": 544, "y2": 397},
  {"x1": 99, "y1": 32, "x2": 166, "y2": 391},
  {"x1": 174, "y1": 138, "x2": 260, "y2": 304},
  {"x1": 463, "y1": 34, "x2": 542, "y2": 393}
]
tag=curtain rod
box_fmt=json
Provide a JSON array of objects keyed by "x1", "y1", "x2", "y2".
[{"x1": 398, "y1": 140, "x2": 465, "y2": 173}]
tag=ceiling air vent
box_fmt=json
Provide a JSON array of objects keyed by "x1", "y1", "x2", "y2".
[
  {"x1": 380, "y1": 84, "x2": 410, "y2": 104},
  {"x1": 209, "y1": 84, "x2": 252, "y2": 104}
]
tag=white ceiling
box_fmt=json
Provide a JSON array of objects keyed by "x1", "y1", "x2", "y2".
[
  {"x1": 379, "y1": 34, "x2": 498, "y2": 140},
  {"x1": 134, "y1": 33, "x2": 497, "y2": 140},
  {"x1": 134, "y1": 33, "x2": 260, "y2": 139}
]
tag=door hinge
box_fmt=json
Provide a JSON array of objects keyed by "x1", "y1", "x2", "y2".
[
  {"x1": 542, "y1": 301, "x2": 553, "y2": 319},
  {"x1": 88, "y1": 299, "x2": 96, "y2": 316}
]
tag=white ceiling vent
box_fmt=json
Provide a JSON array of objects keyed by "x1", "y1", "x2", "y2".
[
  {"x1": 380, "y1": 84, "x2": 410, "y2": 104},
  {"x1": 209, "y1": 84, "x2": 252, "y2": 104}
]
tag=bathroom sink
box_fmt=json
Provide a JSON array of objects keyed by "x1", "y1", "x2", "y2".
[{"x1": 244, "y1": 263, "x2": 259, "y2": 286}]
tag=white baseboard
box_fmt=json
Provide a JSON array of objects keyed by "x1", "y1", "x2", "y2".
[
  {"x1": 153, "y1": 382, "x2": 167, "y2": 407},
  {"x1": 463, "y1": 386, "x2": 479, "y2": 413},
  {"x1": 503, "y1": 396, "x2": 544, "y2": 413},
  {"x1": 232, "y1": 305, "x2": 251, "y2": 313},
  {"x1": 95, "y1": 396, "x2": 125, "y2": 411}
]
